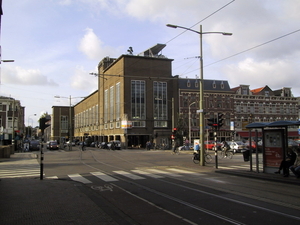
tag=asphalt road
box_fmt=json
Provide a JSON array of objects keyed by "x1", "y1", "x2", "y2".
[{"x1": 22, "y1": 148, "x2": 300, "y2": 224}]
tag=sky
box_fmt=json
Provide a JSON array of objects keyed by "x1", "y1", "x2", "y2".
[{"x1": 1, "y1": 0, "x2": 300, "y2": 127}]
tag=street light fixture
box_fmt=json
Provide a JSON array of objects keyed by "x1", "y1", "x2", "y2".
[
  {"x1": 167, "y1": 24, "x2": 232, "y2": 166},
  {"x1": 189, "y1": 102, "x2": 196, "y2": 145}
]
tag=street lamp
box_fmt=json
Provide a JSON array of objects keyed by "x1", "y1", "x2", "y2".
[
  {"x1": 189, "y1": 102, "x2": 196, "y2": 144},
  {"x1": 167, "y1": 24, "x2": 232, "y2": 166},
  {"x1": 54, "y1": 95, "x2": 85, "y2": 151}
]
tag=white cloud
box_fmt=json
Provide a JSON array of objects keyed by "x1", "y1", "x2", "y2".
[
  {"x1": 71, "y1": 65, "x2": 98, "y2": 92},
  {"x1": 58, "y1": 0, "x2": 72, "y2": 5},
  {"x1": 79, "y1": 28, "x2": 121, "y2": 60},
  {"x1": 224, "y1": 58, "x2": 300, "y2": 94},
  {"x1": 2, "y1": 66, "x2": 58, "y2": 86}
]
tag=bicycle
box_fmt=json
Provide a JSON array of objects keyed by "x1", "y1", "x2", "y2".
[
  {"x1": 192, "y1": 151, "x2": 212, "y2": 164},
  {"x1": 218, "y1": 147, "x2": 233, "y2": 159}
]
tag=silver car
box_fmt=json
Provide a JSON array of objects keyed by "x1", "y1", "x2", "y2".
[{"x1": 228, "y1": 141, "x2": 245, "y2": 153}]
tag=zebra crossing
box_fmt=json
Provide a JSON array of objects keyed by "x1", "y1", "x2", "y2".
[
  {"x1": 0, "y1": 158, "x2": 40, "y2": 178},
  {"x1": 47, "y1": 167, "x2": 229, "y2": 184}
]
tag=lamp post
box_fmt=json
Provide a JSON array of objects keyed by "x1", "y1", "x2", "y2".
[
  {"x1": 189, "y1": 102, "x2": 196, "y2": 144},
  {"x1": 167, "y1": 24, "x2": 232, "y2": 166}
]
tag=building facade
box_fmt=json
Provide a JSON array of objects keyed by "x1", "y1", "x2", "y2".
[
  {"x1": 232, "y1": 85, "x2": 299, "y2": 138},
  {"x1": 73, "y1": 44, "x2": 174, "y2": 148},
  {"x1": 49, "y1": 44, "x2": 300, "y2": 148},
  {"x1": 0, "y1": 96, "x2": 25, "y2": 146}
]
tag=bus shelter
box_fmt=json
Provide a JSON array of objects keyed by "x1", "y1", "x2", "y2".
[{"x1": 245, "y1": 121, "x2": 300, "y2": 174}]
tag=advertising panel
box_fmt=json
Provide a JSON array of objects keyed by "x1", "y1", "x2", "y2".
[{"x1": 264, "y1": 129, "x2": 284, "y2": 171}]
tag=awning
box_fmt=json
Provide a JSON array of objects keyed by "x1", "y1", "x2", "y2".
[{"x1": 238, "y1": 131, "x2": 262, "y2": 137}]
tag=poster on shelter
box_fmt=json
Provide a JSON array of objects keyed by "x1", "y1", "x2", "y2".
[{"x1": 264, "y1": 129, "x2": 284, "y2": 168}]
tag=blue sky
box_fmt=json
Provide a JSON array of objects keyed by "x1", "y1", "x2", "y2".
[{"x1": 1, "y1": 0, "x2": 300, "y2": 127}]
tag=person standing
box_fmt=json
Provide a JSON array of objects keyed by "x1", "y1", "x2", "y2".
[{"x1": 289, "y1": 148, "x2": 300, "y2": 178}]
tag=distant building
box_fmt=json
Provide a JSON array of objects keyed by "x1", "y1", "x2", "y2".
[
  {"x1": 232, "y1": 85, "x2": 299, "y2": 138},
  {"x1": 0, "y1": 96, "x2": 25, "y2": 145}
]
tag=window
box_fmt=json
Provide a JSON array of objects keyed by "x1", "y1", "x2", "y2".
[
  {"x1": 153, "y1": 81, "x2": 167, "y2": 120},
  {"x1": 131, "y1": 80, "x2": 146, "y2": 120},
  {"x1": 110, "y1": 86, "x2": 114, "y2": 122},
  {"x1": 61, "y1": 116, "x2": 68, "y2": 130},
  {"x1": 104, "y1": 90, "x2": 108, "y2": 123},
  {"x1": 116, "y1": 82, "x2": 120, "y2": 121}
]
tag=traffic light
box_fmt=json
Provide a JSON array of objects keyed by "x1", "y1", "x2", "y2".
[
  {"x1": 217, "y1": 113, "x2": 224, "y2": 129},
  {"x1": 207, "y1": 118, "x2": 218, "y2": 129},
  {"x1": 173, "y1": 128, "x2": 177, "y2": 135}
]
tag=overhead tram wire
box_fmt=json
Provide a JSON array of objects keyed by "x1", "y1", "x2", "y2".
[
  {"x1": 205, "y1": 28, "x2": 300, "y2": 68},
  {"x1": 179, "y1": 27, "x2": 300, "y2": 76},
  {"x1": 165, "y1": 0, "x2": 235, "y2": 44}
]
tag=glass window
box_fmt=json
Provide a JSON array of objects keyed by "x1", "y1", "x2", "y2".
[
  {"x1": 61, "y1": 116, "x2": 68, "y2": 130},
  {"x1": 110, "y1": 86, "x2": 114, "y2": 122},
  {"x1": 131, "y1": 80, "x2": 146, "y2": 120},
  {"x1": 153, "y1": 81, "x2": 167, "y2": 120}
]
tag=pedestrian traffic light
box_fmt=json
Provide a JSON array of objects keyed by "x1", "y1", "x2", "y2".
[
  {"x1": 217, "y1": 113, "x2": 224, "y2": 129},
  {"x1": 173, "y1": 127, "x2": 177, "y2": 135}
]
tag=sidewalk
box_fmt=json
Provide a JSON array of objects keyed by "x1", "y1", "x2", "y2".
[{"x1": 0, "y1": 153, "x2": 129, "y2": 225}]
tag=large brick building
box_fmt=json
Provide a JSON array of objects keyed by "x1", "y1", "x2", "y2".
[{"x1": 48, "y1": 44, "x2": 299, "y2": 148}]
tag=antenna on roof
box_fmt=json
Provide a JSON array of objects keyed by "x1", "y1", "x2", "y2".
[{"x1": 127, "y1": 47, "x2": 133, "y2": 55}]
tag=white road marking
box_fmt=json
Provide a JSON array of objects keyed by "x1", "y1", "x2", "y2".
[
  {"x1": 68, "y1": 174, "x2": 92, "y2": 184},
  {"x1": 91, "y1": 171, "x2": 118, "y2": 182},
  {"x1": 113, "y1": 170, "x2": 145, "y2": 180},
  {"x1": 146, "y1": 169, "x2": 182, "y2": 177},
  {"x1": 131, "y1": 169, "x2": 164, "y2": 178}
]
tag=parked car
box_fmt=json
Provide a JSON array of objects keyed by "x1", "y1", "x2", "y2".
[
  {"x1": 99, "y1": 142, "x2": 108, "y2": 149},
  {"x1": 90, "y1": 142, "x2": 96, "y2": 147},
  {"x1": 108, "y1": 141, "x2": 121, "y2": 150},
  {"x1": 66, "y1": 141, "x2": 75, "y2": 146},
  {"x1": 204, "y1": 141, "x2": 215, "y2": 150},
  {"x1": 29, "y1": 140, "x2": 40, "y2": 151},
  {"x1": 48, "y1": 141, "x2": 59, "y2": 150},
  {"x1": 228, "y1": 141, "x2": 245, "y2": 153}
]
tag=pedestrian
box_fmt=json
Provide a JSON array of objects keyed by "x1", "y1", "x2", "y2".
[
  {"x1": 274, "y1": 148, "x2": 296, "y2": 177},
  {"x1": 289, "y1": 148, "x2": 300, "y2": 178},
  {"x1": 146, "y1": 141, "x2": 151, "y2": 150},
  {"x1": 195, "y1": 142, "x2": 200, "y2": 152}
]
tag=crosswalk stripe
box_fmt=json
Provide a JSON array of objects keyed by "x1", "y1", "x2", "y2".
[
  {"x1": 146, "y1": 169, "x2": 182, "y2": 177},
  {"x1": 113, "y1": 170, "x2": 145, "y2": 180},
  {"x1": 131, "y1": 169, "x2": 164, "y2": 178},
  {"x1": 68, "y1": 174, "x2": 92, "y2": 184},
  {"x1": 47, "y1": 176, "x2": 59, "y2": 179},
  {"x1": 166, "y1": 168, "x2": 199, "y2": 175},
  {"x1": 91, "y1": 171, "x2": 118, "y2": 182}
]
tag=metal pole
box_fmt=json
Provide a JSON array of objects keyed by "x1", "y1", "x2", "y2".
[
  {"x1": 199, "y1": 25, "x2": 205, "y2": 166},
  {"x1": 214, "y1": 131, "x2": 218, "y2": 169},
  {"x1": 40, "y1": 142, "x2": 44, "y2": 180},
  {"x1": 69, "y1": 95, "x2": 72, "y2": 151},
  {"x1": 12, "y1": 99, "x2": 15, "y2": 151},
  {"x1": 189, "y1": 102, "x2": 195, "y2": 144}
]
